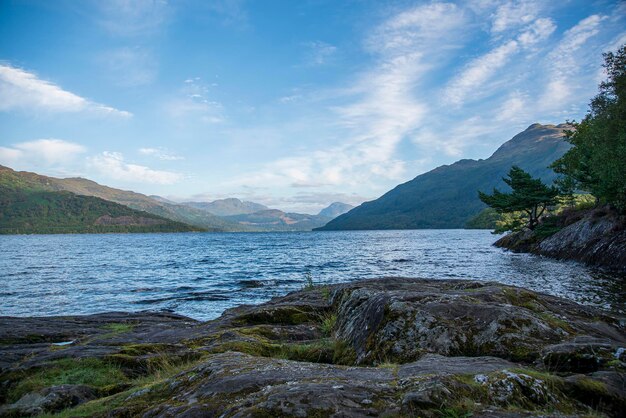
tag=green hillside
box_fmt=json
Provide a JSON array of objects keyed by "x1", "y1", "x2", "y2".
[
  {"x1": 0, "y1": 187, "x2": 200, "y2": 234},
  {"x1": 223, "y1": 209, "x2": 332, "y2": 231},
  {"x1": 316, "y1": 123, "x2": 572, "y2": 230},
  {"x1": 0, "y1": 165, "x2": 252, "y2": 232}
]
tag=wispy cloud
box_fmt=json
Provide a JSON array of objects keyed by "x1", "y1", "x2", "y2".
[
  {"x1": 490, "y1": 0, "x2": 542, "y2": 34},
  {"x1": 96, "y1": 0, "x2": 170, "y2": 37},
  {"x1": 444, "y1": 17, "x2": 555, "y2": 106},
  {"x1": 539, "y1": 14, "x2": 607, "y2": 112},
  {"x1": 165, "y1": 77, "x2": 223, "y2": 123},
  {"x1": 89, "y1": 151, "x2": 182, "y2": 184},
  {"x1": 0, "y1": 64, "x2": 132, "y2": 117},
  {"x1": 139, "y1": 147, "x2": 184, "y2": 161},
  {"x1": 303, "y1": 41, "x2": 337, "y2": 66},
  {"x1": 98, "y1": 47, "x2": 157, "y2": 86},
  {"x1": 0, "y1": 139, "x2": 86, "y2": 168}
]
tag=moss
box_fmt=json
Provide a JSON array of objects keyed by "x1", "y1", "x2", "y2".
[
  {"x1": 235, "y1": 306, "x2": 316, "y2": 326},
  {"x1": 237, "y1": 325, "x2": 280, "y2": 341},
  {"x1": 538, "y1": 313, "x2": 575, "y2": 334},
  {"x1": 100, "y1": 323, "x2": 134, "y2": 334},
  {"x1": 508, "y1": 344, "x2": 540, "y2": 363},
  {"x1": 6, "y1": 357, "x2": 128, "y2": 403},
  {"x1": 502, "y1": 288, "x2": 538, "y2": 308}
]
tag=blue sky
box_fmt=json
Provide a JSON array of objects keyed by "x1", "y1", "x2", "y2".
[{"x1": 1, "y1": 0, "x2": 625, "y2": 213}]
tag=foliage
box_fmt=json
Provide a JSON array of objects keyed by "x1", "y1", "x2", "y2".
[
  {"x1": 551, "y1": 45, "x2": 626, "y2": 212},
  {"x1": 478, "y1": 166, "x2": 559, "y2": 231},
  {"x1": 464, "y1": 208, "x2": 500, "y2": 229},
  {"x1": 0, "y1": 187, "x2": 199, "y2": 234}
]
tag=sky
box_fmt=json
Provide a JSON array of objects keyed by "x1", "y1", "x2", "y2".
[{"x1": 1, "y1": 0, "x2": 625, "y2": 214}]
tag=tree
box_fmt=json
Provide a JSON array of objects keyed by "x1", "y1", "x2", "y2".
[
  {"x1": 478, "y1": 166, "x2": 559, "y2": 231},
  {"x1": 551, "y1": 45, "x2": 626, "y2": 211}
]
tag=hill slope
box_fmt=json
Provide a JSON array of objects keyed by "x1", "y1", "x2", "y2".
[
  {"x1": 224, "y1": 209, "x2": 331, "y2": 231},
  {"x1": 182, "y1": 198, "x2": 268, "y2": 216},
  {"x1": 316, "y1": 123, "x2": 571, "y2": 230},
  {"x1": 0, "y1": 166, "x2": 251, "y2": 232},
  {"x1": 0, "y1": 187, "x2": 199, "y2": 234},
  {"x1": 318, "y1": 202, "x2": 354, "y2": 219}
]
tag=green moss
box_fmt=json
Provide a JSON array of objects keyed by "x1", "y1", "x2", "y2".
[
  {"x1": 572, "y1": 377, "x2": 608, "y2": 395},
  {"x1": 237, "y1": 326, "x2": 280, "y2": 341},
  {"x1": 538, "y1": 313, "x2": 575, "y2": 334},
  {"x1": 101, "y1": 323, "x2": 134, "y2": 334},
  {"x1": 6, "y1": 358, "x2": 128, "y2": 403},
  {"x1": 502, "y1": 288, "x2": 538, "y2": 308},
  {"x1": 235, "y1": 306, "x2": 316, "y2": 326}
]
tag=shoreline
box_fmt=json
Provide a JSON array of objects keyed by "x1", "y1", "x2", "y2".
[{"x1": 1, "y1": 278, "x2": 624, "y2": 417}]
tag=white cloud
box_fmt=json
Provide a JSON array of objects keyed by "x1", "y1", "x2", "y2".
[
  {"x1": 539, "y1": 14, "x2": 607, "y2": 111},
  {"x1": 89, "y1": 151, "x2": 183, "y2": 184},
  {"x1": 491, "y1": 0, "x2": 542, "y2": 34},
  {"x1": 0, "y1": 139, "x2": 86, "y2": 167},
  {"x1": 444, "y1": 16, "x2": 555, "y2": 107},
  {"x1": 518, "y1": 18, "x2": 556, "y2": 47},
  {"x1": 165, "y1": 78, "x2": 223, "y2": 123},
  {"x1": 139, "y1": 147, "x2": 184, "y2": 161},
  {"x1": 0, "y1": 65, "x2": 132, "y2": 117},
  {"x1": 99, "y1": 47, "x2": 157, "y2": 86},
  {"x1": 303, "y1": 41, "x2": 337, "y2": 66},
  {"x1": 97, "y1": 0, "x2": 170, "y2": 37},
  {"x1": 444, "y1": 40, "x2": 519, "y2": 106},
  {"x1": 221, "y1": 3, "x2": 469, "y2": 193}
]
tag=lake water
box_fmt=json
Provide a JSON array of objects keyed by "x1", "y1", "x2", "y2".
[{"x1": 1, "y1": 230, "x2": 623, "y2": 320}]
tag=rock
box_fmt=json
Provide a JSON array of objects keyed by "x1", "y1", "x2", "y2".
[
  {"x1": 0, "y1": 385, "x2": 97, "y2": 416},
  {"x1": 0, "y1": 278, "x2": 624, "y2": 417},
  {"x1": 496, "y1": 207, "x2": 626, "y2": 272}
]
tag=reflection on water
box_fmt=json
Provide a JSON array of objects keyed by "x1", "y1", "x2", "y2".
[{"x1": 0, "y1": 230, "x2": 623, "y2": 320}]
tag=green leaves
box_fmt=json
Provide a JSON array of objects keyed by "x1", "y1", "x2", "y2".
[
  {"x1": 479, "y1": 166, "x2": 558, "y2": 232},
  {"x1": 551, "y1": 45, "x2": 626, "y2": 212}
]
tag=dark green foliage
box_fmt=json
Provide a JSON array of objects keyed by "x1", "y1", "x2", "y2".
[
  {"x1": 317, "y1": 124, "x2": 570, "y2": 230},
  {"x1": 551, "y1": 45, "x2": 626, "y2": 212},
  {"x1": 464, "y1": 208, "x2": 500, "y2": 229},
  {"x1": 478, "y1": 166, "x2": 559, "y2": 231},
  {"x1": 0, "y1": 187, "x2": 200, "y2": 234}
]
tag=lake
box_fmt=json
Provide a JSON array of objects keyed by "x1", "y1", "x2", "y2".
[{"x1": 1, "y1": 230, "x2": 623, "y2": 320}]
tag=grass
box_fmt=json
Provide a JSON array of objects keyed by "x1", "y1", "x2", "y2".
[
  {"x1": 320, "y1": 313, "x2": 337, "y2": 337},
  {"x1": 7, "y1": 358, "x2": 128, "y2": 403},
  {"x1": 303, "y1": 271, "x2": 315, "y2": 290}
]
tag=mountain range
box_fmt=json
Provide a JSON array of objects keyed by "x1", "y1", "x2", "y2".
[
  {"x1": 0, "y1": 166, "x2": 351, "y2": 233},
  {"x1": 182, "y1": 198, "x2": 268, "y2": 217},
  {"x1": 0, "y1": 170, "x2": 199, "y2": 234},
  {"x1": 317, "y1": 123, "x2": 571, "y2": 230}
]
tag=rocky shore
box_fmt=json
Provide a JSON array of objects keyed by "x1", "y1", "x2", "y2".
[
  {"x1": 1, "y1": 278, "x2": 625, "y2": 417},
  {"x1": 495, "y1": 207, "x2": 626, "y2": 272}
]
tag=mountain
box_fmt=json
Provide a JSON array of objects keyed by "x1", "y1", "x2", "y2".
[
  {"x1": 224, "y1": 209, "x2": 331, "y2": 231},
  {"x1": 0, "y1": 186, "x2": 199, "y2": 234},
  {"x1": 316, "y1": 123, "x2": 572, "y2": 230},
  {"x1": 182, "y1": 198, "x2": 268, "y2": 216},
  {"x1": 318, "y1": 202, "x2": 354, "y2": 219},
  {"x1": 0, "y1": 165, "x2": 252, "y2": 232}
]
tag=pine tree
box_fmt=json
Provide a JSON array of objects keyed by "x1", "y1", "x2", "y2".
[{"x1": 478, "y1": 166, "x2": 559, "y2": 231}]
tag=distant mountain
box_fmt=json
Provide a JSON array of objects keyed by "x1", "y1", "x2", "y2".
[
  {"x1": 316, "y1": 123, "x2": 572, "y2": 230},
  {"x1": 182, "y1": 198, "x2": 268, "y2": 216},
  {"x1": 0, "y1": 166, "x2": 252, "y2": 232},
  {"x1": 224, "y1": 209, "x2": 331, "y2": 231},
  {"x1": 0, "y1": 186, "x2": 199, "y2": 234},
  {"x1": 318, "y1": 202, "x2": 354, "y2": 219}
]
